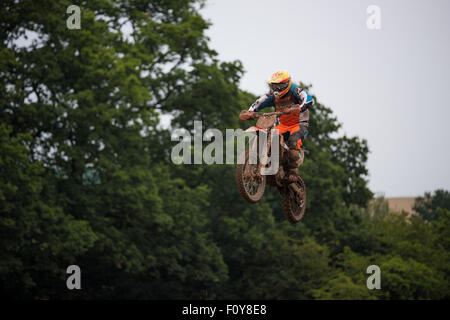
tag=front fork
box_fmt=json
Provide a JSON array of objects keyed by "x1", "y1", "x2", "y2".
[
  {"x1": 243, "y1": 132, "x2": 260, "y2": 181},
  {"x1": 246, "y1": 129, "x2": 283, "y2": 182}
]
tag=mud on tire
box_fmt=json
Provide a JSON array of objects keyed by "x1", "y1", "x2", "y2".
[
  {"x1": 236, "y1": 149, "x2": 266, "y2": 203},
  {"x1": 280, "y1": 176, "x2": 307, "y2": 223}
]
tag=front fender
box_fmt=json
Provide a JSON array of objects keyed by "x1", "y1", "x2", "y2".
[{"x1": 244, "y1": 126, "x2": 266, "y2": 133}]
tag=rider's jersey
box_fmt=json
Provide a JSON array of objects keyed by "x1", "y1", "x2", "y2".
[{"x1": 248, "y1": 84, "x2": 313, "y2": 126}]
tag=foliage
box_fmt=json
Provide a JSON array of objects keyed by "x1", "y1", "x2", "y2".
[{"x1": 413, "y1": 189, "x2": 450, "y2": 221}]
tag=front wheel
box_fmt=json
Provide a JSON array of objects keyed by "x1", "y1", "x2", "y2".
[
  {"x1": 236, "y1": 149, "x2": 266, "y2": 203},
  {"x1": 280, "y1": 176, "x2": 307, "y2": 223}
]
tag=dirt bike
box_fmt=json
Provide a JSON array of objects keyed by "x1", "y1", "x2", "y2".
[{"x1": 236, "y1": 107, "x2": 307, "y2": 223}]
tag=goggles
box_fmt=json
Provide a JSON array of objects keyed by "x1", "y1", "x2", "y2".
[{"x1": 270, "y1": 82, "x2": 289, "y2": 92}]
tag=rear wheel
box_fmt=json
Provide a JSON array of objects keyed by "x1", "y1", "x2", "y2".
[
  {"x1": 280, "y1": 176, "x2": 306, "y2": 223},
  {"x1": 236, "y1": 149, "x2": 266, "y2": 203}
]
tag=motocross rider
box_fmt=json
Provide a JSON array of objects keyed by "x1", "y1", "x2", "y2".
[{"x1": 239, "y1": 70, "x2": 313, "y2": 182}]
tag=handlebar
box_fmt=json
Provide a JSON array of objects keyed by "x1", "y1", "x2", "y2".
[
  {"x1": 254, "y1": 104, "x2": 301, "y2": 118},
  {"x1": 254, "y1": 111, "x2": 283, "y2": 118},
  {"x1": 240, "y1": 104, "x2": 301, "y2": 120}
]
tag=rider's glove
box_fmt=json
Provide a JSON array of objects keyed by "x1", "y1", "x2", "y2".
[{"x1": 239, "y1": 110, "x2": 256, "y2": 120}]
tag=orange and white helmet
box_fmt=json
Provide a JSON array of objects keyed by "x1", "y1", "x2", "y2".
[{"x1": 267, "y1": 70, "x2": 292, "y2": 97}]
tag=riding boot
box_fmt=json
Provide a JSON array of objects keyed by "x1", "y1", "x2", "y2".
[{"x1": 287, "y1": 149, "x2": 300, "y2": 183}]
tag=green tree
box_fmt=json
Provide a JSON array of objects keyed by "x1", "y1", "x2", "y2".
[
  {"x1": 379, "y1": 256, "x2": 442, "y2": 299},
  {"x1": 313, "y1": 274, "x2": 376, "y2": 300},
  {"x1": 413, "y1": 189, "x2": 450, "y2": 221},
  {"x1": 0, "y1": 124, "x2": 96, "y2": 298},
  {"x1": 1, "y1": 0, "x2": 230, "y2": 299}
]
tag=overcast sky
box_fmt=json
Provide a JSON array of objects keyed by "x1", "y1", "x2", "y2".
[{"x1": 200, "y1": 0, "x2": 450, "y2": 197}]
